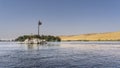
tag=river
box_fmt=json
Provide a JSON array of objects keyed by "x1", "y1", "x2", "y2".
[{"x1": 0, "y1": 42, "x2": 120, "y2": 68}]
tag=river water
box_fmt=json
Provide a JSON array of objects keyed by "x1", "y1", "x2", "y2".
[{"x1": 0, "y1": 42, "x2": 120, "y2": 68}]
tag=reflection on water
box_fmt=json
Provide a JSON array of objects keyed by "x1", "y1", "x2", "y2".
[
  {"x1": 24, "y1": 44, "x2": 43, "y2": 51},
  {"x1": 1, "y1": 42, "x2": 120, "y2": 68},
  {"x1": 24, "y1": 42, "x2": 60, "y2": 50},
  {"x1": 26, "y1": 44, "x2": 39, "y2": 50}
]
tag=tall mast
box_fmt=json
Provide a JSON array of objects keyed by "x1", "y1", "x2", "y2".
[{"x1": 38, "y1": 20, "x2": 42, "y2": 36}]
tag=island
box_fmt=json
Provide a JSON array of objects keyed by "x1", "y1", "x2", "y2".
[{"x1": 15, "y1": 35, "x2": 61, "y2": 44}]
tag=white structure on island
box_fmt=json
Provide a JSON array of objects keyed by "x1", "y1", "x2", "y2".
[{"x1": 24, "y1": 38, "x2": 46, "y2": 44}]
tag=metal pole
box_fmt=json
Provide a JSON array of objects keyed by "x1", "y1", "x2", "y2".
[
  {"x1": 38, "y1": 21, "x2": 42, "y2": 36},
  {"x1": 38, "y1": 24, "x2": 39, "y2": 36}
]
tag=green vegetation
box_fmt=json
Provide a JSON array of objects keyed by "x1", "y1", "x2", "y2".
[
  {"x1": 40, "y1": 35, "x2": 61, "y2": 42},
  {"x1": 15, "y1": 35, "x2": 61, "y2": 42}
]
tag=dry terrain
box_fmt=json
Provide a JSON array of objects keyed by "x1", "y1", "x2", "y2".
[{"x1": 60, "y1": 31, "x2": 120, "y2": 41}]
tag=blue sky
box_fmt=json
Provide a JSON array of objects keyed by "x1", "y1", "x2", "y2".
[{"x1": 0, "y1": 0, "x2": 120, "y2": 39}]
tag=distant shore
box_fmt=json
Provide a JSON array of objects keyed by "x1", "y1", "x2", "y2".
[
  {"x1": 60, "y1": 31, "x2": 120, "y2": 41},
  {"x1": 60, "y1": 39, "x2": 120, "y2": 42}
]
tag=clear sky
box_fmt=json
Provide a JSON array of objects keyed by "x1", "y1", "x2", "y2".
[{"x1": 0, "y1": 0, "x2": 120, "y2": 39}]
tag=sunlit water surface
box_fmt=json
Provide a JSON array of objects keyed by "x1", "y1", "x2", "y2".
[{"x1": 0, "y1": 42, "x2": 120, "y2": 68}]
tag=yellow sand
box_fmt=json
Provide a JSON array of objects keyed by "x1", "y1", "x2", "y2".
[{"x1": 60, "y1": 31, "x2": 120, "y2": 41}]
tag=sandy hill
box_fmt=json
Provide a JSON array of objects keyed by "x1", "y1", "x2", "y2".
[{"x1": 60, "y1": 31, "x2": 120, "y2": 41}]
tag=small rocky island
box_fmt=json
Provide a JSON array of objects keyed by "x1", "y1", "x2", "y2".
[
  {"x1": 15, "y1": 35, "x2": 61, "y2": 44},
  {"x1": 15, "y1": 21, "x2": 61, "y2": 44}
]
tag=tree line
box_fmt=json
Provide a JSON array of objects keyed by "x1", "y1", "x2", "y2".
[{"x1": 15, "y1": 35, "x2": 61, "y2": 42}]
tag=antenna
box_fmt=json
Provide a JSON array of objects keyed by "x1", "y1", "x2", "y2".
[{"x1": 38, "y1": 20, "x2": 42, "y2": 36}]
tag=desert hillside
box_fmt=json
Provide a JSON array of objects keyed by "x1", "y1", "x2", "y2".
[{"x1": 60, "y1": 31, "x2": 120, "y2": 41}]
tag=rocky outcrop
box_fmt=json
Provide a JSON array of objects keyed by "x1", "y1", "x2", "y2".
[{"x1": 24, "y1": 38, "x2": 47, "y2": 44}]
